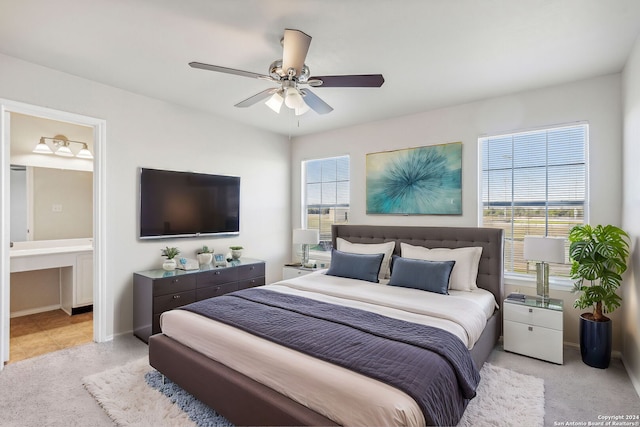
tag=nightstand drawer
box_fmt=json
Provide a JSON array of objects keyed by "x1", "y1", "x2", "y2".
[
  {"x1": 282, "y1": 266, "x2": 317, "y2": 280},
  {"x1": 504, "y1": 302, "x2": 563, "y2": 331},
  {"x1": 196, "y1": 268, "x2": 238, "y2": 287},
  {"x1": 152, "y1": 275, "x2": 196, "y2": 296},
  {"x1": 238, "y1": 263, "x2": 265, "y2": 280},
  {"x1": 504, "y1": 320, "x2": 563, "y2": 364},
  {"x1": 153, "y1": 290, "x2": 196, "y2": 313}
]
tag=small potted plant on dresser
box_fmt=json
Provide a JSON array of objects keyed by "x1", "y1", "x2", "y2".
[
  {"x1": 161, "y1": 246, "x2": 180, "y2": 271},
  {"x1": 569, "y1": 224, "x2": 630, "y2": 369},
  {"x1": 229, "y1": 246, "x2": 243, "y2": 260},
  {"x1": 196, "y1": 245, "x2": 214, "y2": 265}
]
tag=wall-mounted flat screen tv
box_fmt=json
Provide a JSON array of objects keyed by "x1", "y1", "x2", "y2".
[{"x1": 139, "y1": 168, "x2": 240, "y2": 239}]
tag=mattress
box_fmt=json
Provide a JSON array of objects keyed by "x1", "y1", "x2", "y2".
[{"x1": 159, "y1": 272, "x2": 496, "y2": 427}]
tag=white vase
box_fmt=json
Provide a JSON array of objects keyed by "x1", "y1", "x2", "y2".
[
  {"x1": 197, "y1": 253, "x2": 213, "y2": 265},
  {"x1": 231, "y1": 249, "x2": 242, "y2": 260},
  {"x1": 162, "y1": 258, "x2": 177, "y2": 271}
]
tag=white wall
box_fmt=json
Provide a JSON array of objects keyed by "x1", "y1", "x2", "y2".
[
  {"x1": 292, "y1": 74, "x2": 624, "y2": 349},
  {"x1": 622, "y1": 33, "x2": 640, "y2": 394},
  {"x1": 0, "y1": 53, "x2": 291, "y2": 337}
]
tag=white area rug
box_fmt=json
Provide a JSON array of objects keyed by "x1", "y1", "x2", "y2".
[{"x1": 83, "y1": 358, "x2": 544, "y2": 427}]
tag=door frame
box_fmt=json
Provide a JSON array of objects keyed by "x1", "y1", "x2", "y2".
[{"x1": 0, "y1": 99, "x2": 107, "y2": 368}]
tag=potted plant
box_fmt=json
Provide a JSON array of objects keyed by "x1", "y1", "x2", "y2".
[
  {"x1": 196, "y1": 245, "x2": 214, "y2": 265},
  {"x1": 229, "y1": 246, "x2": 243, "y2": 260},
  {"x1": 161, "y1": 246, "x2": 180, "y2": 271},
  {"x1": 569, "y1": 224, "x2": 630, "y2": 368}
]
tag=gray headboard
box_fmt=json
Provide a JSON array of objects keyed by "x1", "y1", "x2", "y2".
[{"x1": 332, "y1": 224, "x2": 504, "y2": 306}]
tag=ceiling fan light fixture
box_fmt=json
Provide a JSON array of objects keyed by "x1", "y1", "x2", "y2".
[
  {"x1": 265, "y1": 91, "x2": 284, "y2": 113},
  {"x1": 284, "y1": 87, "x2": 305, "y2": 110},
  {"x1": 295, "y1": 101, "x2": 310, "y2": 116}
]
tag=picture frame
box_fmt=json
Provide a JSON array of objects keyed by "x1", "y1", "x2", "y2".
[
  {"x1": 366, "y1": 142, "x2": 462, "y2": 215},
  {"x1": 213, "y1": 253, "x2": 227, "y2": 267}
]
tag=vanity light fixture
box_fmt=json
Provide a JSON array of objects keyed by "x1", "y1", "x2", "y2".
[{"x1": 33, "y1": 134, "x2": 93, "y2": 160}]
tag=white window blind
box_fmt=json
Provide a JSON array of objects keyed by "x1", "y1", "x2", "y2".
[
  {"x1": 480, "y1": 124, "x2": 587, "y2": 277},
  {"x1": 303, "y1": 155, "x2": 350, "y2": 251}
]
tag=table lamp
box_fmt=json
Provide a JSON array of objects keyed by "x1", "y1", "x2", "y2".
[
  {"x1": 293, "y1": 228, "x2": 319, "y2": 266},
  {"x1": 523, "y1": 236, "x2": 565, "y2": 301}
]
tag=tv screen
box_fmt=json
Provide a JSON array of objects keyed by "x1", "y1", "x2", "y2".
[{"x1": 139, "y1": 168, "x2": 240, "y2": 239}]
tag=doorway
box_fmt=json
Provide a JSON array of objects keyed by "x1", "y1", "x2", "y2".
[{"x1": 0, "y1": 99, "x2": 107, "y2": 369}]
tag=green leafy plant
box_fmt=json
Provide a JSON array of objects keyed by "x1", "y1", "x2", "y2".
[
  {"x1": 569, "y1": 224, "x2": 630, "y2": 322},
  {"x1": 161, "y1": 246, "x2": 180, "y2": 259},
  {"x1": 229, "y1": 246, "x2": 243, "y2": 250},
  {"x1": 197, "y1": 245, "x2": 213, "y2": 254}
]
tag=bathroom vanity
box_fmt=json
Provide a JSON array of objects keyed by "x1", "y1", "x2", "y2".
[{"x1": 10, "y1": 238, "x2": 93, "y2": 315}]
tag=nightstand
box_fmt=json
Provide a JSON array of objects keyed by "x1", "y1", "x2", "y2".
[
  {"x1": 503, "y1": 296, "x2": 563, "y2": 364},
  {"x1": 282, "y1": 265, "x2": 318, "y2": 280}
]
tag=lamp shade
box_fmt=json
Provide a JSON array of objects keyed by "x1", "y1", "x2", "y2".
[
  {"x1": 293, "y1": 228, "x2": 319, "y2": 245},
  {"x1": 523, "y1": 236, "x2": 565, "y2": 263},
  {"x1": 265, "y1": 91, "x2": 284, "y2": 113},
  {"x1": 55, "y1": 142, "x2": 74, "y2": 157},
  {"x1": 76, "y1": 144, "x2": 94, "y2": 159},
  {"x1": 33, "y1": 138, "x2": 54, "y2": 154}
]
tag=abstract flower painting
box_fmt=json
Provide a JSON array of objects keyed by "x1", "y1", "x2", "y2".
[{"x1": 366, "y1": 142, "x2": 462, "y2": 215}]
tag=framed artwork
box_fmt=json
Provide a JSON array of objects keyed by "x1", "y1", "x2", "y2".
[{"x1": 366, "y1": 142, "x2": 462, "y2": 215}]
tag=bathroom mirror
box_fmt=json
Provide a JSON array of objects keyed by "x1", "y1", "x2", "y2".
[{"x1": 10, "y1": 165, "x2": 93, "y2": 242}]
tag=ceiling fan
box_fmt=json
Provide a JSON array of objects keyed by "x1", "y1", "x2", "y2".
[{"x1": 189, "y1": 28, "x2": 385, "y2": 116}]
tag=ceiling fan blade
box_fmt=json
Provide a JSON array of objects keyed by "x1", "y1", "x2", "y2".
[
  {"x1": 189, "y1": 62, "x2": 271, "y2": 80},
  {"x1": 235, "y1": 88, "x2": 278, "y2": 108},
  {"x1": 300, "y1": 89, "x2": 333, "y2": 115},
  {"x1": 282, "y1": 29, "x2": 311, "y2": 78},
  {"x1": 308, "y1": 74, "x2": 385, "y2": 87}
]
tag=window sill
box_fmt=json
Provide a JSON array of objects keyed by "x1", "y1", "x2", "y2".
[{"x1": 504, "y1": 273, "x2": 574, "y2": 292}]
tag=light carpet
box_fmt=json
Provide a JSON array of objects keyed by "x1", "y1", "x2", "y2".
[{"x1": 83, "y1": 358, "x2": 545, "y2": 426}]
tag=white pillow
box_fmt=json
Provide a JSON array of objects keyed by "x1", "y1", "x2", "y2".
[
  {"x1": 337, "y1": 238, "x2": 396, "y2": 280},
  {"x1": 400, "y1": 242, "x2": 483, "y2": 291}
]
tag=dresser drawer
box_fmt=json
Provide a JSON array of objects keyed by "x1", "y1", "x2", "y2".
[
  {"x1": 196, "y1": 268, "x2": 238, "y2": 287},
  {"x1": 238, "y1": 263, "x2": 265, "y2": 280},
  {"x1": 196, "y1": 282, "x2": 239, "y2": 300},
  {"x1": 238, "y1": 276, "x2": 265, "y2": 291},
  {"x1": 153, "y1": 290, "x2": 196, "y2": 313},
  {"x1": 504, "y1": 319, "x2": 563, "y2": 364},
  {"x1": 503, "y1": 302, "x2": 563, "y2": 331},
  {"x1": 152, "y1": 275, "x2": 196, "y2": 297}
]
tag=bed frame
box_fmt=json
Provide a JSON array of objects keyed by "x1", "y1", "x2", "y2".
[{"x1": 149, "y1": 225, "x2": 504, "y2": 426}]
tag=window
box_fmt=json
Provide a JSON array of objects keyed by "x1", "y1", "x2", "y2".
[
  {"x1": 303, "y1": 155, "x2": 350, "y2": 253},
  {"x1": 480, "y1": 124, "x2": 587, "y2": 278}
]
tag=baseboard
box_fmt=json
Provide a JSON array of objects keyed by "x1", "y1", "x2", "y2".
[
  {"x1": 10, "y1": 304, "x2": 61, "y2": 318},
  {"x1": 563, "y1": 341, "x2": 623, "y2": 359},
  {"x1": 621, "y1": 354, "x2": 640, "y2": 398}
]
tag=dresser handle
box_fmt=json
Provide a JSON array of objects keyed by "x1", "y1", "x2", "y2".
[
  {"x1": 172, "y1": 279, "x2": 179, "y2": 283},
  {"x1": 173, "y1": 295, "x2": 181, "y2": 299},
  {"x1": 528, "y1": 326, "x2": 533, "y2": 331},
  {"x1": 529, "y1": 308, "x2": 533, "y2": 313},
  {"x1": 215, "y1": 271, "x2": 221, "y2": 275},
  {"x1": 250, "y1": 266, "x2": 254, "y2": 270}
]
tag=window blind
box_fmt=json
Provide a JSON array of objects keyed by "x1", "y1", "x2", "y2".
[{"x1": 480, "y1": 124, "x2": 587, "y2": 277}]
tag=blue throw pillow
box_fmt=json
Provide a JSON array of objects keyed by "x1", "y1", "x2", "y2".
[
  {"x1": 326, "y1": 249, "x2": 384, "y2": 283},
  {"x1": 388, "y1": 257, "x2": 455, "y2": 294}
]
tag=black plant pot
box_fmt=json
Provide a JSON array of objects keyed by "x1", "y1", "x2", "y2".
[{"x1": 579, "y1": 314, "x2": 612, "y2": 369}]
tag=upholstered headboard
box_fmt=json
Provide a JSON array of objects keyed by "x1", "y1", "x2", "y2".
[{"x1": 332, "y1": 224, "x2": 504, "y2": 306}]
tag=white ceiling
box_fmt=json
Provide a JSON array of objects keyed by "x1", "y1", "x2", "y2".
[{"x1": 1, "y1": 0, "x2": 639, "y2": 137}]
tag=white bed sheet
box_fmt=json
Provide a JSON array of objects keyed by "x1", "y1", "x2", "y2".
[{"x1": 160, "y1": 272, "x2": 497, "y2": 427}]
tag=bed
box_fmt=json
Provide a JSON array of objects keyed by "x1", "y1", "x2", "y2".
[{"x1": 149, "y1": 225, "x2": 504, "y2": 426}]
